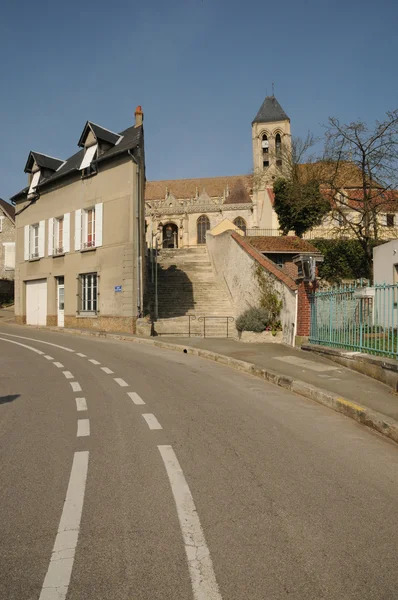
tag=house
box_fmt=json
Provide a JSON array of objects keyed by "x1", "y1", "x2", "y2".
[
  {"x1": 145, "y1": 95, "x2": 291, "y2": 248},
  {"x1": 373, "y1": 239, "x2": 398, "y2": 285},
  {"x1": 247, "y1": 236, "x2": 321, "y2": 279},
  {"x1": 11, "y1": 106, "x2": 146, "y2": 331}
]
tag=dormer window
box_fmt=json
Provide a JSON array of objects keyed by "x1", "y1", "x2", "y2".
[
  {"x1": 79, "y1": 144, "x2": 98, "y2": 172},
  {"x1": 28, "y1": 170, "x2": 40, "y2": 195}
]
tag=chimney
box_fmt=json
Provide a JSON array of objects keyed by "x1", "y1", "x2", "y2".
[{"x1": 135, "y1": 105, "x2": 143, "y2": 128}]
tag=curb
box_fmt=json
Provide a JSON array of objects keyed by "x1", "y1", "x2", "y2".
[{"x1": 4, "y1": 322, "x2": 398, "y2": 445}]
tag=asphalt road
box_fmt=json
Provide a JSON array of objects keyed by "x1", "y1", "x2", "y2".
[{"x1": 0, "y1": 323, "x2": 397, "y2": 600}]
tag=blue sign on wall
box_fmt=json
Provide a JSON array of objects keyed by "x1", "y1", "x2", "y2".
[{"x1": 114, "y1": 285, "x2": 122, "y2": 292}]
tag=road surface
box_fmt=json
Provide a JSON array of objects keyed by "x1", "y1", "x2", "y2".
[{"x1": 0, "y1": 324, "x2": 397, "y2": 599}]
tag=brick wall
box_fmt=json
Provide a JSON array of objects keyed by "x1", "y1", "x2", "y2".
[{"x1": 296, "y1": 281, "x2": 313, "y2": 337}]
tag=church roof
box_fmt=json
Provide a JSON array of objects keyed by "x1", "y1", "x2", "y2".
[
  {"x1": 145, "y1": 174, "x2": 253, "y2": 201},
  {"x1": 252, "y1": 95, "x2": 289, "y2": 124},
  {"x1": 223, "y1": 179, "x2": 252, "y2": 204}
]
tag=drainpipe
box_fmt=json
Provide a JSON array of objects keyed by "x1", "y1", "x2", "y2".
[
  {"x1": 293, "y1": 289, "x2": 298, "y2": 346},
  {"x1": 128, "y1": 150, "x2": 142, "y2": 318}
]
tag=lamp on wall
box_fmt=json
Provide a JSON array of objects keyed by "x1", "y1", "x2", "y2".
[{"x1": 293, "y1": 253, "x2": 324, "y2": 282}]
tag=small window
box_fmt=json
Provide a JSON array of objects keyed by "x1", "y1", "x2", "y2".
[
  {"x1": 0, "y1": 216, "x2": 4, "y2": 232},
  {"x1": 233, "y1": 217, "x2": 247, "y2": 234},
  {"x1": 262, "y1": 134, "x2": 269, "y2": 154},
  {"x1": 275, "y1": 133, "x2": 282, "y2": 157},
  {"x1": 30, "y1": 223, "x2": 39, "y2": 259},
  {"x1": 79, "y1": 144, "x2": 97, "y2": 171},
  {"x1": 263, "y1": 160, "x2": 269, "y2": 168},
  {"x1": 82, "y1": 208, "x2": 96, "y2": 249},
  {"x1": 276, "y1": 159, "x2": 282, "y2": 168},
  {"x1": 387, "y1": 214, "x2": 395, "y2": 227},
  {"x1": 79, "y1": 272, "x2": 98, "y2": 313}
]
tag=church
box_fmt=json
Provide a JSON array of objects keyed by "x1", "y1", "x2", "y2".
[{"x1": 145, "y1": 95, "x2": 291, "y2": 248}]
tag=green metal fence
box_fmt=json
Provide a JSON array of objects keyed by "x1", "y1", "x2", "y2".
[{"x1": 309, "y1": 282, "x2": 398, "y2": 359}]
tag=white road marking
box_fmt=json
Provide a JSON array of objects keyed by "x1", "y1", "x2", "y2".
[
  {"x1": 44, "y1": 355, "x2": 54, "y2": 360},
  {"x1": 158, "y1": 445, "x2": 222, "y2": 600},
  {"x1": 77, "y1": 419, "x2": 90, "y2": 437},
  {"x1": 39, "y1": 451, "x2": 89, "y2": 600},
  {"x1": 70, "y1": 382, "x2": 82, "y2": 392},
  {"x1": 0, "y1": 337, "x2": 45, "y2": 355},
  {"x1": 101, "y1": 366, "x2": 114, "y2": 374},
  {"x1": 0, "y1": 331, "x2": 75, "y2": 352},
  {"x1": 142, "y1": 414, "x2": 162, "y2": 430},
  {"x1": 89, "y1": 359, "x2": 100, "y2": 365},
  {"x1": 114, "y1": 377, "x2": 128, "y2": 387},
  {"x1": 53, "y1": 362, "x2": 64, "y2": 368},
  {"x1": 75, "y1": 398, "x2": 87, "y2": 412},
  {"x1": 76, "y1": 353, "x2": 86, "y2": 357},
  {"x1": 273, "y1": 355, "x2": 338, "y2": 372},
  {"x1": 127, "y1": 392, "x2": 145, "y2": 405},
  {"x1": 63, "y1": 371, "x2": 74, "y2": 379}
]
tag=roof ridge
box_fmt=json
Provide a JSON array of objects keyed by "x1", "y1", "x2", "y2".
[
  {"x1": 88, "y1": 121, "x2": 122, "y2": 137},
  {"x1": 32, "y1": 151, "x2": 64, "y2": 161}
]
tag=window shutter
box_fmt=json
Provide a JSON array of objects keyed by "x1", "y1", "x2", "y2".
[
  {"x1": 48, "y1": 218, "x2": 54, "y2": 256},
  {"x1": 24, "y1": 225, "x2": 30, "y2": 260},
  {"x1": 75, "y1": 209, "x2": 82, "y2": 251},
  {"x1": 95, "y1": 203, "x2": 103, "y2": 247},
  {"x1": 38, "y1": 220, "x2": 45, "y2": 257},
  {"x1": 64, "y1": 213, "x2": 70, "y2": 252}
]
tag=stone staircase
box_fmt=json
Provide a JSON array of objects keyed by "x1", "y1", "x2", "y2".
[{"x1": 149, "y1": 246, "x2": 235, "y2": 337}]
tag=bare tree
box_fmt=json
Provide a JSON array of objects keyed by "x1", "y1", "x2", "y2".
[{"x1": 321, "y1": 112, "x2": 398, "y2": 278}]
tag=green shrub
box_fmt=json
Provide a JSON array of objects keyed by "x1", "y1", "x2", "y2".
[
  {"x1": 236, "y1": 307, "x2": 271, "y2": 332},
  {"x1": 311, "y1": 238, "x2": 383, "y2": 283}
]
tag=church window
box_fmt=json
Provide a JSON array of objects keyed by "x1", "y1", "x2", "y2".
[
  {"x1": 197, "y1": 215, "x2": 210, "y2": 245},
  {"x1": 262, "y1": 134, "x2": 269, "y2": 153},
  {"x1": 263, "y1": 160, "x2": 269, "y2": 168},
  {"x1": 233, "y1": 217, "x2": 247, "y2": 234}
]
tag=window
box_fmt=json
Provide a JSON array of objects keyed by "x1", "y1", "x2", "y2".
[
  {"x1": 276, "y1": 159, "x2": 282, "y2": 168},
  {"x1": 275, "y1": 133, "x2": 282, "y2": 157},
  {"x1": 79, "y1": 144, "x2": 98, "y2": 172},
  {"x1": 3, "y1": 242, "x2": 15, "y2": 271},
  {"x1": 265, "y1": 253, "x2": 286, "y2": 267},
  {"x1": 233, "y1": 217, "x2": 247, "y2": 234},
  {"x1": 197, "y1": 215, "x2": 210, "y2": 245},
  {"x1": 79, "y1": 273, "x2": 98, "y2": 313},
  {"x1": 30, "y1": 223, "x2": 39, "y2": 258},
  {"x1": 28, "y1": 170, "x2": 40, "y2": 195},
  {"x1": 0, "y1": 216, "x2": 4, "y2": 232},
  {"x1": 387, "y1": 214, "x2": 395, "y2": 227},
  {"x1": 54, "y1": 217, "x2": 64, "y2": 254},
  {"x1": 83, "y1": 208, "x2": 95, "y2": 248},
  {"x1": 261, "y1": 134, "x2": 269, "y2": 154}
]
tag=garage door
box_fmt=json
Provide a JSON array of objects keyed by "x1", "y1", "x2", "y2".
[{"x1": 26, "y1": 279, "x2": 47, "y2": 326}]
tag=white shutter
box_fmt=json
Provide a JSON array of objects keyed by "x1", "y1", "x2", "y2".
[
  {"x1": 75, "y1": 209, "x2": 82, "y2": 251},
  {"x1": 28, "y1": 170, "x2": 40, "y2": 194},
  {"x1": 63, "y1": 213, "x2": 70, "y2": 253},
  {"x1": 95, "y1": 202, "x2": 103, "y2": 247},
  {"x1": 24, "y1": 225, "x2": 30, "y2": 260},
  {"x1": 48, "y1": 218, "x2": 54, "y2": 256},
  {"x1": 4, "y1": 243, "x2": 15, "y2": 270},
  {"x1": 79, "y1": 144, "x2": 97, "y2": 170},
  {"x1": 38, "y1": 220, "x2": 45, "y2": 258}
]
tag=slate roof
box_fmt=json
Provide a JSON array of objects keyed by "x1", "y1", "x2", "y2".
[
  {"x1": 12, "y1": 124, "x2": 143, "y2": 201},
  {"x1": 145, "y1": 174, "x2": 253, "y2": 201},
  {"x1": 0, "y1": 198, "x2": 15, "y2": 222},
  {"x1": 249, "y1": 236, "x2": 319, "y2": 254},
  {"x1": 223, "y1": 179, "x2": 252, "y2": 204},
  {"x1": 24, "y1": 151, "x2": 64, "y2": 173},
  {"x1": 78, "y1": 121, "x2": 121, "y2": 147},
  {"x1": 252, "y1": 95, "x2": 289, "y2": 124}
]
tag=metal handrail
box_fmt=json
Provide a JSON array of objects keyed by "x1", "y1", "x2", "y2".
[{"x1": 197, "y1": 316, "x2": 235, "y2": 338}]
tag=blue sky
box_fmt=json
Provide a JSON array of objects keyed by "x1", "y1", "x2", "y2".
[{"x1": 0, "y1": 0, "x2": 397, "y2": 201}]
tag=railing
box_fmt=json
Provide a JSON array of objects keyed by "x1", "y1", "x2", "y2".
[
  {"x1": 154, "y1": 315, "x2": 235, "y2": 338},
  {"x1": 310, "y1": 282, "x2": 398, "y2": 359},
  {"x1": 197, "y1": 316, "x2": 235, "y2": 338},
  {"x1": 245, "y1": 229, "x2": 283, "y2": 237}
]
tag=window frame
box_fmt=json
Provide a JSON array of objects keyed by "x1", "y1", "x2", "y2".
[
  {"x1": 54, "y1": 216, "x2": 65, "y2": 254},
  {"x1": 82, "y1": 208, "x2": 96, "y2": 249},
  {"x1": 386, "y1": 213, "x2": 395, "y2": 228},
  {"x1": 30, "y1": 223, "x2": 39, "y2": 259}
]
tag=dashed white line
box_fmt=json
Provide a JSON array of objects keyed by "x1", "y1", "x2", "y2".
[
  {"x1": 127, "y1": 392, "x2": 145, "y2": 405},
  {"x1": 77, "y1": 419, "x2": 90, "y2": 437},
  {"x1": 44, "y1": 355, "x2": 54, "y2": 360},
  {"x1": 53, "y1": 362, "x2": 64, "y2": 368},
  {"x1": 76, "y1": 353, "x2": 86, "y2": 358},
  {"x1": 101, "y1": 366, "x2": 114, "y2": 374},
  {"x1": 39, "y1": 451, "x2": 89, "y2": 600},
  {"x1": 70, "y1": 382, "x2": 82, "y2": 393},
  {"x1": 142, "y1": 414, "x2": 162, "y2": 430},
  {"x1": 114, "y1": 378, "x2": 128, "y2": 387},
  {"x1": 75, "y1": 398, "x2": 87, "y2": 412},
  {"x1": 89, "y1": 359, "x2": 100, "y2": 365},
  {"x1": 63, "y1": 371, "x2": 74, "y2": 380},
  {"x1": 158, "y1": 445, "x2": 222, "y2": 600}
]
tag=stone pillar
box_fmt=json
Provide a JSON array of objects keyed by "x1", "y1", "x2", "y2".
[{"x1": 296, "y1": 280, "x2": 313, "y2": 343}]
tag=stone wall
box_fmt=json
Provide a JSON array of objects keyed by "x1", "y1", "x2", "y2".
[
  {"x1": 207, "y1": 230, "x2": 297, "y2": 345},
  {"x1": 0, "y1": 214, "x2": 15, "y2": 280}
]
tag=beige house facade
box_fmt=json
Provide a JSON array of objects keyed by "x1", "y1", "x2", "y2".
[
  {"x1": 0, "y1": 199, "x2": 15, "y2": 280},
  {"x1": 145, "y1": 95, "x2": 291, "y2": 248},
  {"x1": 11, "y1": 107, "x2": 146, "y2": 332}
]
